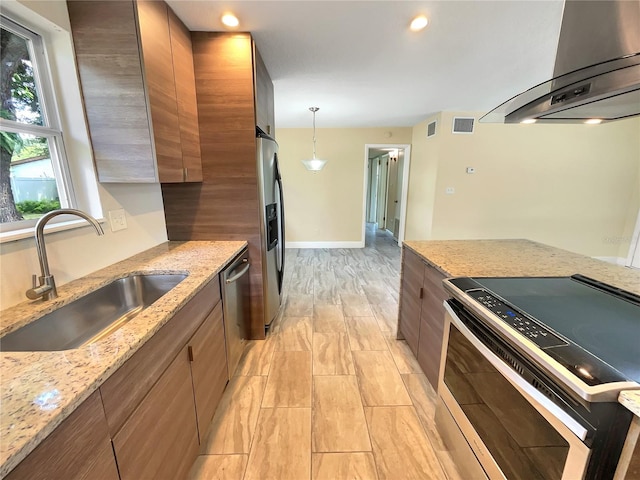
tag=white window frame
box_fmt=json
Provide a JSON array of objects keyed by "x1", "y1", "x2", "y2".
[{"x1": 0, "y1": 15, "x2": 76, "y2": 234}]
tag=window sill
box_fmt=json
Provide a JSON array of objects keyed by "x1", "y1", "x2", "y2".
[{"x1": 0, "y1": 217, "x2": 107, "y2": 244}]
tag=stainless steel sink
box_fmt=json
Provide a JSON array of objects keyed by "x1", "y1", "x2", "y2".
[{"x1": 1, "y1": 274, "x2": 187, "y2": 352}]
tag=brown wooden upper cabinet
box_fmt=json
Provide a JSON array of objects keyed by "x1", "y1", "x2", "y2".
[
  {"x1": 68, "y1": 0, "x2": 202, "y2": 183},
  {"x1": 254, "y1": 46, "x2": 275, "y2": 135}
]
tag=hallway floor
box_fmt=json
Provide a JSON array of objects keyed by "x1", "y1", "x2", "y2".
[{"x1": 189, "y1": 225, "x2": 462, "y2": 480}]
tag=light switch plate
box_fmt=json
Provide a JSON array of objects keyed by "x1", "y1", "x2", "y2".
[{"x1": 109, "y1": 209, "x2": 127, "y2": 232}]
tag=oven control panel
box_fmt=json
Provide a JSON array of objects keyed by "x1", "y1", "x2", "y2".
[{"x1": 467, "y1": 290, "x2": 568, "y2": 349}]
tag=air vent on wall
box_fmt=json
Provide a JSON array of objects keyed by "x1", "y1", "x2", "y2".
[
  {"x1": 427, "y1": 121, "x2": 436, "y2": 137},
  {"x1": 452, "y1": 117, "x2": 475, "y2": 134}
]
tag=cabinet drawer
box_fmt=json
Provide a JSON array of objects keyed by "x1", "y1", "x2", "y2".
[
  {"x1": 100, "y1": 277, "x2": 220, "y2": 435},
  {"x1": 189, "y1": 300, "x2": 228, "y2": 440},
  {"x1": 6, "y1": 391, "x2": 118, "y2": 480},
  {"x1": 112, "y1": 345, "x2": 199, "y2": 480}
]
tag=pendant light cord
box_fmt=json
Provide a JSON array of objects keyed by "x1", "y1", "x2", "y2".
[{"x1": 310, "y1": 107, "x2": 319, "y2": 160}]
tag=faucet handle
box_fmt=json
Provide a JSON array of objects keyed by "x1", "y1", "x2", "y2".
[{"x1": 26, "y1": 275, "x2": 54, "y2": 300}]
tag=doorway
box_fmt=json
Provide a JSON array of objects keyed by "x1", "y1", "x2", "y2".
[{"x1": 362, "y1": 144, "x2": 411, "y2": 246}]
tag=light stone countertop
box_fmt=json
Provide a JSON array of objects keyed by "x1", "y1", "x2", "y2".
[
  {"x1": 403, "y1": 239, "x2": 640, "y2": 416},
  {"x1": 404, "y1": 239, "x2": 640, "y2": 295},
  {"x1": 619, "y1": 391, "x2": 640, "y2": 417},
  {"x1": 0, "y1": 240, "x2": 247, "y2": 478}
]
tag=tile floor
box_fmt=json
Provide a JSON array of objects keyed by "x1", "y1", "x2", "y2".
[{"x1": 189, "y1": 225, "x2": 462, "y2": 480}]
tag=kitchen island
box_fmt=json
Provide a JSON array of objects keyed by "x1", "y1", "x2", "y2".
[{"x1": 0, "y1": 240, "x2": 246, "y2": 478}]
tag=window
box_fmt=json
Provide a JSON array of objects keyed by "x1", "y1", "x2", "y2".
[{"x1": 0, "y1": 15, "x2": 74, "y2": 227}]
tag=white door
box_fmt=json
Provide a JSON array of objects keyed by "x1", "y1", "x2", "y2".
[
  {"x1": 392, "y1": 150, "x2": 405, "y2": 239},
  {"x1": 376, "y1": 155, "x2": 389, "y2": 228},
  {"x1": 366, "y1": 158, "x2": 379, "y2": 223},
  {"x1": 386, "y1": 154, "x2": 398, "y2": 235}
]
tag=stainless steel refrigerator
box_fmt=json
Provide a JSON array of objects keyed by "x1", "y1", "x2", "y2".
[{"x1": 256, "y1": 128, "x2": 285, "y2": 328}]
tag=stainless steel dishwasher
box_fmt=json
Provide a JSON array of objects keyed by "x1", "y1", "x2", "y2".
[{"x1": 221, "y1": 248, "x2": 250, "y2": 379}]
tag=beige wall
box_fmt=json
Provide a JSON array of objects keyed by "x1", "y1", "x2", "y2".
[
  {"x1": 0, "y1": 1, "x2": 168, "y2": 309},
  {"x1": 406, "y1": 111, "x2": 640, "y2": 258},
  {"x1": 618, "y1": 168, "x2": 640, "y2": 260},
  {"x1": 405, "y1": 114, "x2": 441, "y2": 240},
  {"x1": 276, "y1": 127, "x2": 412, "y2": 245}
]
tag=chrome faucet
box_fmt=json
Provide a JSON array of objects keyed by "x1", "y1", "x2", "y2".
[{"x1": 26, "y1": 208, "x2": 104, "y2": 301}]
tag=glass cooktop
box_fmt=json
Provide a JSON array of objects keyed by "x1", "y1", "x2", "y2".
[{"x1": 448, "y1": 275, "x2": 640, "y2": 386}]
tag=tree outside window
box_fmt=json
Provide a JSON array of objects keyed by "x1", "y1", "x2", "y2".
[{"x1": 1, "y1": 16, "x2": 72, "y2": 225}]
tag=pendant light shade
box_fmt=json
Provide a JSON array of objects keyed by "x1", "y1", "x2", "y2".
[{"x1": 301, "y1": 107, "x2": 327, "y2": 171}]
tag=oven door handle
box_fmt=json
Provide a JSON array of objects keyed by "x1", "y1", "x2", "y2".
[{"x1": 444, "y1": 301, "x2": 589, "y2": 442}]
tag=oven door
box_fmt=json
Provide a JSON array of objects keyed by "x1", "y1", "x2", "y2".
[{"x1": 437, "y1": 301, "x2": 592, "y2": 480}]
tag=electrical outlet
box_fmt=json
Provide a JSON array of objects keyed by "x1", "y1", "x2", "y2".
[
  {"x1": 109, "y1": 209, "x2": 127, "y2": 232},
  {"x1": 466, "y1": 167, "x2": 476, "y2": 174},
  {"x1": 445, "y1": 187, "x2": 455, "y2": 195}
]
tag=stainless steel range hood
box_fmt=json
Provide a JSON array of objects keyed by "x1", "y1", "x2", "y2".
[{"x1": 482, "y1": 0, "x2": 640, "y2": 124}]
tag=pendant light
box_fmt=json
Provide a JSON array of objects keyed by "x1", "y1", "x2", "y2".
[{"x1": 301, "y1": 107, "x2": 327, "y2": 171}]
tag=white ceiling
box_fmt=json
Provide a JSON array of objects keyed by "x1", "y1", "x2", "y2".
[{"x1": 167, "y1": 1, "x2": 565, "y2": 128}]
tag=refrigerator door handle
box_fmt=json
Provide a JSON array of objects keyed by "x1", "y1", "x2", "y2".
[{"x1": 275, "y1": 156, "x2": 285, "y2": 291}]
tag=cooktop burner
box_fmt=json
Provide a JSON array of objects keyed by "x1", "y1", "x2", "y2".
[{"x1": 447, "y1": 275, "x2": 640, "y2": 388}]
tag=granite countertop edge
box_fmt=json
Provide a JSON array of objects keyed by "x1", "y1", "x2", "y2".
[
  {"x1": 619, "y1": 391, "x2": 640, "y2": 418},
  {"x1": 402, "y1": 239, "x2": 640, "y2": 419},
  {"x1": 0, "y1": 240, "x2": 247, "y2": 478}
]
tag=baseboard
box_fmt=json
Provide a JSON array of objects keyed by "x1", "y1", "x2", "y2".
[
  {"x1": 592, "y1": 256, "x2": 627, "y2": 266},
  {"x1": 286, "y1": 241, "x2": 364, "y2": 249}
]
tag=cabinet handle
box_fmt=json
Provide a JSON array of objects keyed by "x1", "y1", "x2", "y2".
[
  {"x1": 188, "y1": 345, "x2": 194, "y2": 362},
  {"x1": 419, "y1": 287, "x2": 424, "y2": 299},
  {"x1": 183, "y1": 167, "x2": 188, "y2": 181}
]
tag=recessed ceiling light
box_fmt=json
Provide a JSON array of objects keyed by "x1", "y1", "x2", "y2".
[
  {"x1": 221, "y1": 13, "x2": 239, "y2": 28},
  {"x1": 585, "y1": 118, "x2": 603, "y2": 125},
  {"x1": 520, "y1": 119, "x2": 537, "y2": 124},
  {"x1": 410, "y1": 15, "x2": 429, "y2": 32}
]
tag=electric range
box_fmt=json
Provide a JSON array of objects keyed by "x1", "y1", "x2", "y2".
[
  {"x1": 444, "y1": 274, "x2": 640, "y2": 403},
  {"x1": 440, "y1": 274, "x2": 640, "y2": 479}
]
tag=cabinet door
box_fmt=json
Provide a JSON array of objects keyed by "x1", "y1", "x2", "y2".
[
  {"x1": 168, "y1": 6, "x2": 203, "y2": 182},
  {"x1": 68, "y1": 0, "x2": 157, "y2": 182},
  {"x1": 136, "y1": 0, "x2": 183, "y2": 183},
  {"x1": 6, "y1": 391, "x2": 119, "y2": 480},
  {"x1": 417, "y1": 262, "x2": 447, "y2": 389},
  {"x1": 253, "y1": 42, "x2": 275, "y2": 135},
  {"x1": 189, "y1": 300, "x2": 228, "y2": 441},
  {"x1": 398, "y1": 248, "x2": 425, "y2": 356},
  {"x1": 113, "y1": 345, "x2": 200, "y2": 480}
]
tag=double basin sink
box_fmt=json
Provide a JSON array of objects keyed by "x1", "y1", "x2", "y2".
[{"x1": 1, "y1": 273, "x2": 187, "y2": 352}]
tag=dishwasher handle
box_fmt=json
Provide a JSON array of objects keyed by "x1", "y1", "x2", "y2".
[{"x1": 226, "y1": 260, "x2": 250, "y2": 284}]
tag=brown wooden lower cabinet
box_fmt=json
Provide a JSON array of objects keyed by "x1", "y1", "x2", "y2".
[
  {"x1": 398, "y1": 248, "x2": 424, "y2": 356},
  {"x1": 5, "y1": 391, "x2": 119, "y2": 480},
  {"x1": 398, "y1": 247, "x2": 448, "y2": 390},
  {"x1": 7, "y1": 276, "x2": 231, "y2": 479},
  {"x1": 417, "y1": 262, "x2": 447, "y2": 388},
  {"x1": 113, "y1": 345, "x2": 200, "y2": 480},
  {"x1": 189, "y1": 300, "x2": 228, "y2": 441}
]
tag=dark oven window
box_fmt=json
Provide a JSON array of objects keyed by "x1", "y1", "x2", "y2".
[{"x1": 444, "y1": 324, "x2": 570, "y2": 479}]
